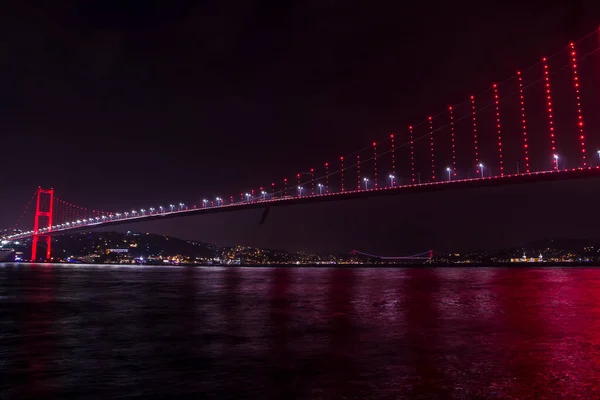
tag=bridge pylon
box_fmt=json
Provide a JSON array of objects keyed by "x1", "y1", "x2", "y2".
[{"x1": 31, "y1": 187, "x2": 54, "y2": 261}]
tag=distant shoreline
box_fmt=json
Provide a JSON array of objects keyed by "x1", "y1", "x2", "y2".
[{"x1": 1, "y1": 262, "x2": 598, "y2": 268}]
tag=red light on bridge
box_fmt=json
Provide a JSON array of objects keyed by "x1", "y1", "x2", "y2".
[
  {"x1": 471, "y1": 94, "x2": 479, "y2": 175},
  {"x1": 357, "y1": 155, "x2": 361, "y2": 189},
  {"x1": 31, "y1": 187, "x2": 54, "y2": 261},
  {"x1": 492, "y1": 83, "x2": 504, "y2": 176},
  {"x1": 325, "y1": 162, "x2": 329, "y2": 193},
  {"x1": 428, "y1": 116, "x2": 435, "y2": 182},
  {"x1": 449, "y1": 105, "x2": 456, "y2": 176},
  {"x1": 517, "y1": 70, "x2": 530, "y2": 173},
  {"x1": 542, "y1": 57, "x2": 558, "y2": 171},
  {"x1": 409, "y1": 125, "x2": 416, "y2": 183},
  {"x1": 373, "y1": 142, "x2": 378, "y2": 188},
  {"x1": 569, "y1": 42, "x2": 587, "y2": 167},
  {"x1": 390, "y1": 133, "x2": 396, "y2": 176},
  {"x1": 340, "y1": 156, "x2": 345, "y2": 192}
]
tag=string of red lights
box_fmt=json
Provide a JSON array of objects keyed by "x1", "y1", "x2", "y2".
[
  {"x1": 373, "y1": 142, "x2": 378, "y2": 189},
  {"x1": 357, "y1": 155, "x2": 361, "y2": 190},
  {"x1": 325, "y1": 162, "x2": 329, "y2": 193},
  {"x1": 409, "y1": 125, "x2": 416, "y2": 183},
  {"x1": 51, "y1": 197, "x2": 112, "y2": 226},
  {"x1": 390, "y1": 133, "x2": 396, "y2": 176},
  {"x1": 428, "y1": 116, "x2": 435, "y2": 182},
  {"x1": 449, "y1": 106, "x2": 456, "y2": 176},
  {"x1": 516, "y1": 70, "x2": 530, "y2": 173},
  {"x1": 542, "y1": 57, "x2": 558, "y2": 171},
  {"x1": 13, "y1": 191, "x2": 37, "y2": 229},
  {"x1": 492, "y1": 84, "x2": 504, "y2": 176},
  {"x1": 340, "y1": 156, "x2": 345, "y2": 192},
  {"x1": 470, "y1": 95, "x2": 479, "y2": 176},
  {"x1": 569, "y1": 42, "x2": 587, "y2": 167}
]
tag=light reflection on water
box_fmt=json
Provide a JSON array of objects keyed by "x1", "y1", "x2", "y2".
[{"x1": 0, "y1": 264, "x2": 599, "y2": 399}]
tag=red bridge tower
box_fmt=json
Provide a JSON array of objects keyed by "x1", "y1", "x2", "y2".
[{"x1": 31, "y1": 187, "x2": 54, "y2": 261}]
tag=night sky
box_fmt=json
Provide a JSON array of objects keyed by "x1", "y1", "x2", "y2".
[{"x1": 3, "y1": 1, "x2": 600, "y2": 254}]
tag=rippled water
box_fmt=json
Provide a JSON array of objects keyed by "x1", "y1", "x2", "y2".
[{"x1": 1, "y1": 264, "x2": 599, "y2": 399}]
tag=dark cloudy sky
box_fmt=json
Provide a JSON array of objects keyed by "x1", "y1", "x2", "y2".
[{"x1": 2, "y1": 0, "x2": 600, "y2": 253}]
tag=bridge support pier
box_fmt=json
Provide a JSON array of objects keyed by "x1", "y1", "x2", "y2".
[
  {"x1": 31, "y1": 235, "x2": 52, "y2": 262},
  {"x1": 31, "y1": 187, "x2": 54, "y2": 262}
]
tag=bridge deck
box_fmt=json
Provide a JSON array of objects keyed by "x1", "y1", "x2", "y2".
[{"x1": 6, "y1": 167, "x2": 600, "y2": 240}]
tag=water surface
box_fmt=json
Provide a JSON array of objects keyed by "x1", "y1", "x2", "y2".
[{"x1": 1, "y1": 264, "x2": 599, "y2": 399}]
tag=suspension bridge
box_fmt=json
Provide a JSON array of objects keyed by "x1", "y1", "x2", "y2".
[
  {"x1": 350, "y1": 250, "x2": 434, "y2": 261},
  {"x1": 4, "y1": 30, "x2": 600, "y2": 261}
]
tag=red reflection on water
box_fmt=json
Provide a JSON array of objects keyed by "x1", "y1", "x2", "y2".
[
  {"x1": 267, "y1": 267, "x2": 293, "y2": 398},
  {"x1": 491, "y1": 268, "x2": 600, "y2": 396},
  {"x1": 323, "y1": 267, "x2": 360, "y2": 399},
  {"x1": 492, "y1": 268, "x2": 552, "y2": 396},
  {"x1": 20, "y1": 265, "x2": 56, "y2": 398},
  {"x1": 8, "y1": 266, "x2": 600, "y2": 398},
  {"x1": 404, "y1": 268, "x2": 450, "y2": 398}
]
